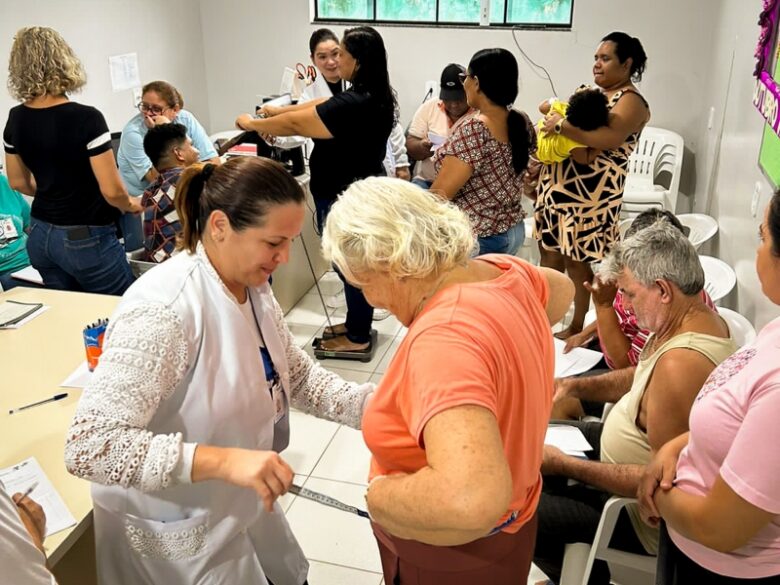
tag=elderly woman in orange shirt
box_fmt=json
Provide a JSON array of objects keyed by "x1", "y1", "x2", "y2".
[{"x1": 321, "y1": 177, "x2": 574, "y2": 585}]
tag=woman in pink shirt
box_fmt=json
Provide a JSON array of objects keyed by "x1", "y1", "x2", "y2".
[{"x1": 638, "y1": 191, "x2": 780, "y2": 583}]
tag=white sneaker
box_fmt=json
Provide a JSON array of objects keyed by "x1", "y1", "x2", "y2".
[
  {"x1": 373, "y1": 308, "x2": 391, "y2": 321},
  {"x1": 324, "y1": 291, "x2": 346, "y2": 309}
]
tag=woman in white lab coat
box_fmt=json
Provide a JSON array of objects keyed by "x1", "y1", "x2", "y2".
[{"x1": 65, "y1": 156, "x2": 372, "y2": 585}]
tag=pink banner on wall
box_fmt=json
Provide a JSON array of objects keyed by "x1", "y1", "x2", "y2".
[{"x1": 754, "y1": 72, "x2": 780, "y2": 135}]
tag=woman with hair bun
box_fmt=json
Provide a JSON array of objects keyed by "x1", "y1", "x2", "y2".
[
  {"x1": 66, "y1": 156, "x2": 372, "y2": 584},
  {"x1": 535, "y1": 31, "x2": 651, "y2": 341}
]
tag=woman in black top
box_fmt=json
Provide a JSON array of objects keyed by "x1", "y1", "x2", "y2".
[
  {"x1": 236, "y1": 26, "x2": 396, "y2": 355},
  {"x1": 3, "y1": 27, "x2": 141, "y2": 295}
]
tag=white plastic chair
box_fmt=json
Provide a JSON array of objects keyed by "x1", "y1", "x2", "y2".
[
  {"x1": 559, "y1": 497, "x2": 656, "y2": 585},
  {"x1": 717, "y1": 307, "x2": 757, "y2": 347},
  {"x1": 622, "y1": 127, "x2": 684, "y2": 216},
  {"x1": 699, "y1": 255, "x2": 737, "y2": 304},
  {"x1": 677, "y1": 213, "x2": 719, "y2": 250}
]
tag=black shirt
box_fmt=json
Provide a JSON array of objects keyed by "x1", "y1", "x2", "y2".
[
  {"x1": 310, "y1": 90, "x2": 393, "y2": 201},
  {"x1": 3, "y1": 102, "x2": 118, "y2": 226},
  {"x1": 325, "y1": 79, "x2": 344, "y2": 96}
]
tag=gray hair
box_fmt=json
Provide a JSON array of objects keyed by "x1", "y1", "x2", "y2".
[
  {"x1": 599, "y1": 222, "x2": 704, "y2": 295},
  {"x1": 321, "y1": 177, "x2": 476, "y2": 283}
]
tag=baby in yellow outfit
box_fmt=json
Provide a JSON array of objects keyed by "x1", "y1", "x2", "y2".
[{"x1": 536, "y1": 87, "x2": 610, "y2": 164}]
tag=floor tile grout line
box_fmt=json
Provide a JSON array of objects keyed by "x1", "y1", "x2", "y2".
[{"x1": 305, "y1": 557, "x2": 382, "y2": 575}]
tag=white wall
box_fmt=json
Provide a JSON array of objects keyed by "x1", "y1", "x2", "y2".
[
  {"x1": 690, "y1": 0, "x2": 780, "y2": 330},
  {"x1": 0, "y1": 0, "x2": 210, "y2": 137},
  {"x1": 200, "y1": 0, "x2": 718, "y2": 203}
]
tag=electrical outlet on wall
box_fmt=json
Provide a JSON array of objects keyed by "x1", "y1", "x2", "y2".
[
  {"x1": 132, "y1": 87, "x2": 142, "y2": 108},
  {"x1": 751, "y1": 181, "x2": 762, "y2": 218},
  {"x1": 424, "y1": 80, "x2": 437, "y2": 97}
]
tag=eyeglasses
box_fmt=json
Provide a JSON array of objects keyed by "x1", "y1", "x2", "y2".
[
  {"x1": 137, "y1": 102, "x2": 170, "y2": 116},
  {"x1": 458, "y1": 72, "x2": 473, "y2": 85}
]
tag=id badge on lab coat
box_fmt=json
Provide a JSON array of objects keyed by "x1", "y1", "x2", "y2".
[{"x1": 271, "y1": 379, "x2": 285, "y2": 424}]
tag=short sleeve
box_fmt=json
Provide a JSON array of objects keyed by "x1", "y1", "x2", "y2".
[
  {"x1": 316, "y1": 91, "x2": 364, "y2": 139},
  {"x1": 179, "y1": 110, "x2": 218, "y2": 161},
  {"x1": 720, "y1": 384, "x2": 780, "y2": 514},
  {"x1": 83, "y1": 108, "x2": 112, "y2": 157},
  {"x1": 118, "y1": 123, "x2": 153, "y2": 184},
  {"x1": 437, "y1": 118, "x2": 487, "y2": 170},
  {"x1": 407, "y1": 101, "x2": 432, "y2": 139},
  {"x1": 3, "y1": 112, "x2": 17, "y2": 155},
  {"x1": 400, "y1": 324, "x2": 498, "y2": 446}
]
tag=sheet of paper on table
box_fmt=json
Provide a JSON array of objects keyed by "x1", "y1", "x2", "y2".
[
  {"x1": 0, "y1": 457, "x2": 76, "y2": 537},
  {"x1": 60, "y1": 362, "x2": 92, "y2": 389},
  {"x1": 553, "y1": 337, "x2": 603, "y2": 378}
]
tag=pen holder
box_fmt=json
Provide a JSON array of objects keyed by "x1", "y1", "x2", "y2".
[{"x1": 83, "y1": 319, "x2": 109, "y2": 372}]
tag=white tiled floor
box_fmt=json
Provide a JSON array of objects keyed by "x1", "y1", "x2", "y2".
[{"x1": 281, "y1": 273, "x2": 548, "y2": 585}]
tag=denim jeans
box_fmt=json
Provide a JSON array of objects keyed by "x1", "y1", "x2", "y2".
[
  {"x1": 119, "y1": 201, "x2": 144, "y2": 251},
  {"x1": 411, "y1": 177, "x2": 433, "y2": 190},
  {"x1": 27, "y1": 219, "x2": 135, "y2": 295},
  {"x1": 314, "y1": 197, "x2": 373, "y2": 343},
  {"x1": 477, "y1": 220, "x2": 526, "y2": 256}
]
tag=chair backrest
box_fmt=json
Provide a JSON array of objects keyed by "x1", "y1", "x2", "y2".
[
  {"x1": 677, "y1": 213, "x2": 718, "y2": 250},
  {"x1": 717, "y1": 307, "x2": 757, "y2": 347},
  {"x1": 623, "y1": 126, "x2": 684, "y2": 213},
  {"x1": 110, "y1": 132, "x2": 122, "y2": 165},
  {"x1": 699, "y1": 255, "x2": 737, "y2": 304}
]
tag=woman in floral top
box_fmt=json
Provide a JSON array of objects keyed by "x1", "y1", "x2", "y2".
[{"x1": 432, "y1": 48, "x2": 536, "y2": 255}]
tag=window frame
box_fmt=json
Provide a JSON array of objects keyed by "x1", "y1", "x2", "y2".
[{"x1": 311, "y1": 0, "x2": 574, "y2": 30}]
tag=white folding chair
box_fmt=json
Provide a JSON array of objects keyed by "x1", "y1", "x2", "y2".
[
  {"x1": 560, "y1": 497, "x2": 656, "y2": 585},
  {"x1": 622, "y1": 127, "x2": 684, "y2": 216}
]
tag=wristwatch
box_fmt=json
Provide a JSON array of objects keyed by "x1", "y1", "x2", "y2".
[{"x1": 554, "y1": 119, "x2": 564, "y2": 135}]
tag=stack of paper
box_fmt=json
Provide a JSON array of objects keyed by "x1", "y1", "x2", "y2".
[
  {"x1": 0, "y1": 300, "x2": 48, "y2": 329},
  {"x1": 544, "y1": 424, "x2": 593, "y2": 458},
  {"x1": 554, "y1": 338, "x2": 603, "y2": 378},
  {"x1": 0, "y1": 457, "x2": 76, "y2": 537}
]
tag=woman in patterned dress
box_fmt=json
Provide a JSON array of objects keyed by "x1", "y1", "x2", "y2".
[{"x1": 535, "y1": 32, "x2": 650, "y2": 339}]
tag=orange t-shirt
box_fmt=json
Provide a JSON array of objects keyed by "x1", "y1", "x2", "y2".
[{"x1": 363, "y1": 255, "x2": 554, "y2": 533}]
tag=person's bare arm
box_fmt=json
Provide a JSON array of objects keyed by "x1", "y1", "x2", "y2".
[
  {"x1": 4, "y1": 154, "x2": 36, "y2": 195},
  {"x1": 406, "y1": 135, "x2": 434, "y2": 161},
  {"x1": 643, "y1": 349, "x2": 719, "y2": 451},
  {"x1": 366, "y1": 405, "x2": 512, "y2": 546},
  {"x1": 259, "y1": 98, "x2": 328, "y2": 117},
  {"x1": 569, "y1": 146, "x2": 600, "y2": 165},
  {"x1": 538, "y1": 267, "x2": 575, "y2": 325},
  {"x1": 430, "y1": 155, "x2": 473, "y2": 200},
  {"x1": 90, "y1": 151, "x2": 143, "y2": 213},
  {"x1": 556, "y1": 366, "x2": 636, "y2": 404},
  {"x1": 655, "y1": 475, "x2": 776, "y2": 552},
  {"x1": 236, "y1": 109, "x2": 333, "y2": 140},
  {"x1": 543, "y1": 446, "x2": 643, "y2": 496},
  {"x1": 544, "y1": 93, "x2": 648, "y2": 151}
]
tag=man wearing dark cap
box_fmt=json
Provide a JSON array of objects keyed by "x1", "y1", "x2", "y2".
[{"x1": 406, "y1": 63, "x2": 474, "y2": 188}]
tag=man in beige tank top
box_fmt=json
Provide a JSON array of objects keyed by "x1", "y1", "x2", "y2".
[{"x1": 533, "y1": 222, "x2": 737, "y2": 585}]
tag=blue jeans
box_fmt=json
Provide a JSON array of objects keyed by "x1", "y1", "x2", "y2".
[
  {"x1": 477, "y1": 220, "x2": 526, "y2": 256},
  {"x1": 411, "y1": 177, "x2": 433, "y2": 190},
  {"x1": 27, "y1": 219, "x2": 135, "y2": 295},
  {"x1": 119, "y1": 202, "x2": 144, "y2": 251},
  {"x1": 314, "y1": 197, "x2": 373, "y2": 343}
]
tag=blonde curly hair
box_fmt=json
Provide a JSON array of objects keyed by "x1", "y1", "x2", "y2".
[
  {"x1": 7, "y1": 27, "x2": 86, "y2": 101},
  {"x1": 322, "y1": 177, "x2": 477, "y2": 285}
]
